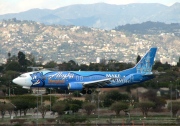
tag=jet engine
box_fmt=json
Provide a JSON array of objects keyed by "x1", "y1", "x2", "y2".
[{"x1": 68, "y1": 82, "x2": 83, "y2": 91}]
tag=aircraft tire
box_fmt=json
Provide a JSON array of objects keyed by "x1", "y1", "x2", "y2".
[
  {"x1": 81, "y1": 89, "x2": 86, "y2": 94},
  {"x1": 87, "y1": 90, "x2": 92, "y2": 94}
]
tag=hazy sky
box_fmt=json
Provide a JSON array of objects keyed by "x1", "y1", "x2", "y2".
[{"x1": 0, "y1": 0, "x2": 179, "y2": 15}]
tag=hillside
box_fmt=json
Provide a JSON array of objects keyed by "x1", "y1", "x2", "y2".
[
  {"x1": 0, "y1": 3, "x2": 180, "y2": 29},
  {"x1": 0, "y1": 19, "x2": 180, "y2": 65},
  {"x1": 115, "y1": 21, "x2": 180, "y2": 35}
]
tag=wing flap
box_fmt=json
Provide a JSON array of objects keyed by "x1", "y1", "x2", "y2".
[{"x1": 83, "y1": 78, "x2": 111, "y2": 88}]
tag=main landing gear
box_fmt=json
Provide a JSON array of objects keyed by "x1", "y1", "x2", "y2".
[{"x1": 81, "y1": 89, "x2": 92, "y2": 94}]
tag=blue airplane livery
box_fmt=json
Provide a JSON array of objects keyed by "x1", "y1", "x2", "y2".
[{"x1": 12, "y1": 47, "x2": 157, "y2": 94}]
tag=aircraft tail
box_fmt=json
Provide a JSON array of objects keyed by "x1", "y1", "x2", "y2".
[{"x1": 134, "y1": 47, "x2": 157, "y2": 75}]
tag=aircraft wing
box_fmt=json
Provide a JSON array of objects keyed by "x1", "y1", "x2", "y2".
[{"x1": 83, "y1": 78, "x2": 112, "y2": 88}]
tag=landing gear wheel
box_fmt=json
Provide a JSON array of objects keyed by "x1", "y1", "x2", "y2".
[
  {"x1": 87, "y1": 90, "x2": 92, "y2": 94},
  {"x1": 81, "y1": 89, "x2": 86, "y2": 94}
]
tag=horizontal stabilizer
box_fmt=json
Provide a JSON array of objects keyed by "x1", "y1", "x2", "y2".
[{"x1": 153, "y1": 71, "x2": 166, "y2": 75}]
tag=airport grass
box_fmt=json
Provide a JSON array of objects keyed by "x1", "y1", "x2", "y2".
[
  {"x1": 1, "y1": 114, "x2": 179, "y2": 126},
  {"x1": 0, "y1": 108, "x2": 179, "y2": 125}
]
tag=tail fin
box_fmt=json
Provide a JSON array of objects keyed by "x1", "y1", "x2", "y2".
[{"x1": 134, "y1": 47, "x2": 157, "y2": 74}]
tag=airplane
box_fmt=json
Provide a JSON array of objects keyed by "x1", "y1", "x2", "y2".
[{"x1": 12, "y1": 47, "x2": 157, "y2": 94}]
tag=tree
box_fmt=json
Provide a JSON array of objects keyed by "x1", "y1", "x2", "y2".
[
  {"x1": 177, "y1": 57, "x2": 180, "y2": 67},
  {"x1": 72, "y1": 91, "x2": 81, "y2": 97},
  {"x1": 153, "y1": 60, "x2": 162, "y2": 70},
  {"x1": 6, "y1": 103, "x2": 16, "y2": 118},
  {"x1": 84, "y1": 91, "x2": 104, "y2": 108},
  {"x1": 0, "y1": 65, "x2": 4, "y2": 72},
  {"x1": 69, "y1": 104, "x2": 80, "y2": 113},
  {"x1": 61, "y1": 115, "x2": 87, "y2": 126},
  {"x1": 168, "y1": 102, "x2": 180, "y2": 117},
  {"x1": 153, "y1": 97, "x2": 166, "y2": 112},
  {"x1": 15, "y1": 99, "x2": 27, "y2": 116},
  {"x1": 5, "y1": 61, "x2": 21, "y2": 71},
  {"x1": 141, "y1": 89, "x2": 166, "y2": 112},
  {"x1": 44, "y1": 61, "x2": 57, "y2": 68},
  {"x1": 5, "y1": 70, "x2": 20, "y2": 80},
  {"x1": 103, "y1": 90, "x2": 129, "y2": 107},
  {"x1": 0, "y1": 85, "x2": 7, "y2": 96},
  {"x1": 110, "y1": 102, "x2": 129, "y2": 115},
  {"x1": 11, "y1": 97, "x2": 36, "y2": 116},
  {"x1": 153, "y1": 60, "x2": 171, "y2": 71},
  {"x1": 138, "y1": 101, "x2": 155, "y2": 117},
  {"x1": 38, "y1": 103, "x2": 48, "y2": 119},
  {"x1": 79, "y1": 64, "x2": 89, "y2": 71},
  {"x1": 52, "y1": 101, "x2": 66, "y2": 124},
  {"x1": 67, "y1": 60, "x2": 79, "y2": 70},
  {"x1": 8, "y1": 52, "x2": 11, "y2": 59},
  {"x1": 0, "y1": 102, "x2": 7, "y2": 119},
  {"x1": 68, "y1": 60, "x2": 76, "y2": 66},
  {"x1": 82, "y1": 102, "x2": 96, "y2": 115},
  {"x1": 62, "y1": 98, "x2": 83, "y2": 112},
  {"x1": 26, "y1": 53, "x2": 36, "y2": 66},
  {"x1": 52, "y1": 101, "x2": 65, "y2": 116},
  {"x1": 136, "y1": 55, "x2": 141, "y2": 63},
  {"x1": 18, "y1": 51, "x2": 26, "y2": 66},
  {"x1": 17, "y1": 51, "x2": 32, "y2": 72},
  {"x1": 0, "y1": 102, "x2": 15, "y2": 119},
  {"x1": 6, "y1": 52, "x2": 12, "y2": 64}
]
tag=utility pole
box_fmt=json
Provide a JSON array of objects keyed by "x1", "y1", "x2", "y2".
[
  {"x1": 98, "y1": 91, "x2": 99, "y2": 119},
  {"x1": 50, "y1": 88, "x2": 51, "y2": 112},
  {"x1": 36, "y1": 88, "x2": 39, "y2": 126},
  {"x1": 97, "y1": 88, "x2": 100, "y2": 119},
  {"x1": 170, "y1": 81, "x2": 172, "y2": 118},
  {"x1": 176, "y1": 80, "x2": 177, "y2": 100},
  {"x1": 9, "y1": 81, "x2": 11, "y2": 98}
]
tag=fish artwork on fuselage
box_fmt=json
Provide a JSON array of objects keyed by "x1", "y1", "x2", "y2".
[
  {"x1": 30, "y1": 72, "x2": 132, "y2": 87},
  {"x1": 30, "y1": 72, "x2": 44, "y2": 86},
  {"x1": 12, "y1": 47, "x2": 157, "y2": 94}
]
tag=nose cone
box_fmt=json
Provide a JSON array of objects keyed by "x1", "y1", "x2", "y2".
[
  {"x1": 12, "y1": 78, "x2": 25, "y2": 86},
  {"x1": 12, "y1": 73, "x2": 32, "y2": 87}
]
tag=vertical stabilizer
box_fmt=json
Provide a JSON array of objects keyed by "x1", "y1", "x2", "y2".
[{"x1": 134, "y1": 47, "x2": 157, "y2": 74}]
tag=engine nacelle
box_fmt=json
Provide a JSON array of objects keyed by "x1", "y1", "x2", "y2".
[{"x1": 68, "y1": 82, "x2": 83, "y2": 91}]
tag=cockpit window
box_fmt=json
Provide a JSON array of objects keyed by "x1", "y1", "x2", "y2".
[{"x1": 19, "y1": 75, "x2": 26, "y2": 77}]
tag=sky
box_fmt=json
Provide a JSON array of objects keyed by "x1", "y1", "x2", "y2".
[{"x1": 0, "y1": 0, "x2": 179, "y2": 15}]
